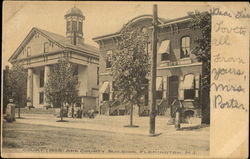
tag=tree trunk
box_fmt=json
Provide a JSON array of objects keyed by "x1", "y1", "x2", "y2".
[
  {"x1": 60, "y1": 105, "x2": 63, "y2": 121},
  {"x1": 175, "y1": 111, "x2": 180, "y2": 129},
  {"x1": 201, "y1": 62, "x2": 210, "y2": 124},
  {"x1": 130, "y1": 104, "x2": 133, "y2": 126},
  {"x1": 201, "y1": 87, "x2": 210, "y2": 124},
  {"x1": 18, "y1": 105, "x2": 21, "y2": 118}
]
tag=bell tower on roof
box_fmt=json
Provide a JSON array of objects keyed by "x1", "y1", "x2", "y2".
[{"x1": 64, "y1": 6, "x2": 85, "y2": 45}]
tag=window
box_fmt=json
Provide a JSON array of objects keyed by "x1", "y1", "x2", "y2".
[
  {"x1": 73, "y1": 65, "x2": 78, "y2": 76},
  {"x1": 161, "y1": 53, "x2": 169, "y2": 61},
  {"x1": 44, "y1": 42, "x2": 49, "y2": 53},
  {"x1": 106, "y1": 50, "x2": 113, "y2": 68},
  {"x1": 67, "y1": 21, "x2": 71, "y2": 32},
  {"x1": 156, "y1": 91, "x2": 163, "y2": 99},
  {"x1": 103, "y1": 93, "x2": 109, "y2": 101},
  {"x1": 40, "y1": 70, "x2": 44, "y2": 88},
  {"x1": 158, "y1": 40, "x2": 170, "y2": 61},
  {"x1": 72, "y1": 21, "x2": 77, "y2": 32},
  {"x1": 79, "y1": 22, "x2": 82, "y2": 33},
  {"x1": 39, "y1": 92, "x2": 44, "y2": 104},
  {"x1": 97, "y1": 67, "x2": 99, "y2": 85},
  {"x1": 183, "y1": 74, "x2": 195, "y2": 100},
  {"x1": 27, "y1": 47, "x2": 31, "y2": 57},
  {"x1": 156, "y1": 77, "x2": 163, "y2": 99},
  {"x1": 180, "y1": 36, "x2": 190, "y2": 58},
  {"x1": 184, "y1": 89, "x2": 195, "y2": 99}
]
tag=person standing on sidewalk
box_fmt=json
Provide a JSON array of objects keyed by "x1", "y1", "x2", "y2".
[{"x1": 5, "y1": 99, "x2": 16, "y2": 122}]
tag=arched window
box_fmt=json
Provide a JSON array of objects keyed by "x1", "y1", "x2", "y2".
[{"x1": 180, "y1": 36, "x2": 190, "y2": 58}]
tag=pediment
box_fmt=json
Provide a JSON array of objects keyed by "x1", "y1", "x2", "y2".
[{"x1": 9, "y1": 28, "x2": 64, "y2": 63}]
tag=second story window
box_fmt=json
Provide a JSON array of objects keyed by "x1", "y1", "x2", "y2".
[
  {"x1": 180, "y1": 36, "x2": 190, "y2": 58},
  {"x1": 158, "y1": 40, "x2": 170, "y2": 61},
  {"x1": 44, "y1": 42, "x2": 49, "y2": 53},
  {"x1": 27, "y1": 47, "x2": 31, "y2": 57},
  {"x1": 106, "y1": 50, "x2": 113, "y2": 68}
]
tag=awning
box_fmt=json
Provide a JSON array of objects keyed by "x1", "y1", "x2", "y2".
[
  {"x1": 183, "y1": 74, "x2": 194, "y2": 89},
  {"x1": 156, "y1": 77, "x2": 163, "y2": 91},
  {"x1": 158, "y1": 40, "x2": 170, "y2": 54},
  {"x1": 100, "y1": 81, "x2": 110, "y2": 93}
]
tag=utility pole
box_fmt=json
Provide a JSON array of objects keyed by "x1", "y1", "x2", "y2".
[{"x1": 149, "y1": 4, "x2": 158, "y2": 135}]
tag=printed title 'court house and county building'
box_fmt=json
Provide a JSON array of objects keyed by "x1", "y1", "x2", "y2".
[
  {"x1": 93, "y1": 14, "x2": 203, "y2": 117},
  {"x1": 8, "y1": 7, "x2": 100, "y2": 110}
]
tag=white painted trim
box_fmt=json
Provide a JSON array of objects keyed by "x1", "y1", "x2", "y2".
[
  {"x1": 157, "y1": 62, "x2": 202, "y2": 70},
  {"x1": 100, "y1": 72, "x2": 112, "y2": 76}
]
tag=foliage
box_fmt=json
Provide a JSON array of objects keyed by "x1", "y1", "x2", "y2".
[
  {"x1": 6, "y1": 63, "x2": 27, "y2": 106},
  {"x1": 111, "y1": 26, "x2": 149, "y2": 125},
  {"x1": 3, "y1": 66, "x2": 12, "y2": 113},
  {"x1": 189, "y1": 11, "x2": 211, "y2": 89},
  {"x1": 44, "y1": 58, "x2": 79, "y2": 120},
  {"x1": 4, "y1": 63, "x2": 27, "y2": 117},
  {"x1": 112, "y1": 26, "x2": 149, "y2": 105},
  {"x1": 188, "y1": 11, "x2": 211, "y2": 124}
]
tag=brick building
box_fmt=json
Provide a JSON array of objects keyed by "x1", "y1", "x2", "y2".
[
  {"x1": 8, "y1": 7, "x2": 99, "y2": 111},
  {"x1": 93, "y1": 15, "x2": 202, "y2": 117}
]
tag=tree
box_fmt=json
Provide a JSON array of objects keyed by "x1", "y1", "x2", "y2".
[
  {"x1": 3, "y1": 65, "x2": 12, "y2": 114},
  {"x1": 111, "y1": 26, "x2": 150, "y2": 126},
  {"x1": 6, "y1": 63, "x2": 27, "y2": 118},
  {"x1": 189, "y1": 11, "x2": 211, "y2": 124},
  {"x1": 44, "y1": 58, "x2": 79, "y2": 121}
]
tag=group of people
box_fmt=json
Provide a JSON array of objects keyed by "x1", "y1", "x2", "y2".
[{"x1": 67, "y1": 106, "x2": 96, "y2": 119}]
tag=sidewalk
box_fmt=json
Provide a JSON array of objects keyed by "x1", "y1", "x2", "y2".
[{"x1": 15, "y1": 113, "x2": 206, "y2": 136}]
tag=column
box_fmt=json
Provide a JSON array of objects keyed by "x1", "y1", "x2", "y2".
[
  {"x1": 44, "y1": 65, "x2": 50, "y2": 105},
  {"x1": 27, "y1": 68, "x2": 33, "y2": 106},
  {"x1": 178, "y1": 76, "x2": 184, "y2": 100},
  {"x1": 163, "y1": 76, "x2": 168, "y2": 100},
  {"x1": 99, "y1": 93, "x2": 103, "y2": 114},
  {"x1": 109, "y1": 81, "x2": 113, "y2": 101}
]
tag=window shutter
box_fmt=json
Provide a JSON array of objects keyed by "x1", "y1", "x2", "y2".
[
  {"x1": 178, "y1": 76, "x2": 184, "y2": 100},
  {"x1": 195, "y1": 74, "x2": 200, "y2": 98}
]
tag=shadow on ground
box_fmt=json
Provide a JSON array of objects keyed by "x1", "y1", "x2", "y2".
[{"x1": 178, "y1": 124, "x2": 209, "y2": 131}]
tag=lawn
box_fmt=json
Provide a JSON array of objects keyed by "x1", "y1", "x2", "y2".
[{"x1": 2, "y1": 121, "x2": 209, "y2": 156}]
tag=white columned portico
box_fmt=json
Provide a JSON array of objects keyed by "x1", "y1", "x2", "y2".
[
  {"x1": 44, "y1": 65, "x2": 50, "y2": 106},
  {"x1": 27, "y1": 68, "x2": 33, "y2": 105}
]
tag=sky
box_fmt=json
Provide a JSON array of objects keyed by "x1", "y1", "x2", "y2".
[{"x1": 2, "y1": 1, "x2": 209, "y2": 67}]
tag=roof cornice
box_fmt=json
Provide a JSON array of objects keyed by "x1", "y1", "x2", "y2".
[{"x1": 92, "y1": 15, "x2": 191, "y2": 42}]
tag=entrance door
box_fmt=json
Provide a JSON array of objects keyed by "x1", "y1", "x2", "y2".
[{"x1": 168, "y1": 76, "x2": 179, "y2": 117}]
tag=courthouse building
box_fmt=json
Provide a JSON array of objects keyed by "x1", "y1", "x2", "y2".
[
  {"x1": 93, "y1": 15, "x2": 202, "y2": 117},
  {"x1": 8, "y1": 7, "x2": 99, "y2": 110}
]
